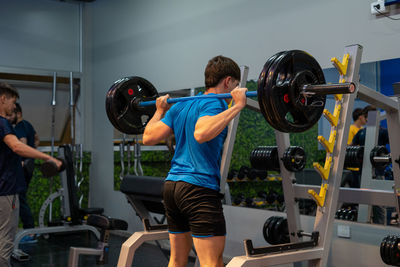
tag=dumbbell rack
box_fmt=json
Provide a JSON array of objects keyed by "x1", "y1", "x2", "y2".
[{"x1": 222, "y1": 44, "x2": 400, "y2": 266}]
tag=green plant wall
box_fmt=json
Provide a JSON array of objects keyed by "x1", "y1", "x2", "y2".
[{"x1": 26, "y1": 152, "x2": 91, "y2": 226}]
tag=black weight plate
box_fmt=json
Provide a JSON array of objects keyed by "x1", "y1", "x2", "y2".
[
  {"x1": 370, "y1": 146, "x2": 389, "y2": 169},
  {"x1": 381, "y1": 236, "x2": 389, "y2": 265},
  {"x1": 266, "y1": 216, "x2": 280, "y2": 244},
  {"x1": 275, "y1": 217, "x2": 289, "y2": 244},
  {"x1": 390, "y1": 235, "x2": 397, "y2": 265},
  {"x1": 106, "y1": 76, "x2": 158, "y2": 134},
  {"x1": 262, "y1": 50, "x2": 326, "y2": 132},
  {"x1": 386, "y1": 235, "x2": 395, "y2": 265},
  {"x1": 258, "y1": 51, "x2": 288, "y2": 131},
  {"x1": 263, "y1": 216, "x2": 275, "y2": 243},
  {"x1": 283, "y1": 146, "x2": 306, "y2": 172},
  {"x1": 390, "y1": 235, "x2": 400, "y2": 265},
  {"x1": 394, "y1": 236, "x2": 400, "y2": 266},
  {"x1": 272, "y1": 216, "x2": 288, "y2": 244}
]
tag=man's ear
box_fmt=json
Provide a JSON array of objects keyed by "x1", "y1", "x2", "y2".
[
  {"x1": 0, "y1": 95, "x2": 6, "y2": 103},
  {"x1": 223, "y1": 76, "x2": 231, "y2": 89}
]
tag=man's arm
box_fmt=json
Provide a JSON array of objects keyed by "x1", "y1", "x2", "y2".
[
  {"x1": 194, "y1": 87, "x2": 247, "y2": 144},
  {"x1": 143, "y1": 95, "x2": 173, "y2": 145},
  {"x1": 3, "y1": 134, "x2": 62, "y2": 168}
]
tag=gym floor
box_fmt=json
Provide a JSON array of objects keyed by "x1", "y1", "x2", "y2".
[{"x1": 11, "y1": 231, "x2": 195, "y2": 267}]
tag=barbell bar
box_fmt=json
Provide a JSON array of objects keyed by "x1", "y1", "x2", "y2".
[{"x1": 136, "y1": 83, "x2": 354, "y2": 107}]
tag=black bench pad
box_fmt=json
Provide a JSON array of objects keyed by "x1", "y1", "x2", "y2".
[
  {"x1": 87, "y1": 214, "x2": 128, "y2": 230},
  {"x1": 120, "y1": 175, "x2": 164, "y2": 198}
]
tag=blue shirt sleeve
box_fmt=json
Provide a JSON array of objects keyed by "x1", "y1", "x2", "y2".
[{"x1": 161, "y1": 104, "x2": 177, "y2": 129}]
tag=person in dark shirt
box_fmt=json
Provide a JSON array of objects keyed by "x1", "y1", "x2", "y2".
[
  {"x1": 351, "y1": 126, "x2": 389, "y2": 147},
  {"x1": 0, "y1": 82, "x2": 61, "y2": 265},
  {"x1": 13, "y1": 103, "x2": 39, "y2": 242}
]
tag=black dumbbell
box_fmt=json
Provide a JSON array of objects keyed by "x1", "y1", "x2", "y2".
[
  {"x1": 265, "y1": 191, "x2": 278, "y2": 205},
  {"x1": 227, "y1": 169, "x2": 238, "y2": 181},
  {"x1": 40, "y1": 157, "x2": 66, "y2": 178},
  {"x1": 237, "y1": 166, "x2": 250, "y2": 180},
  {"x1": 248, "y1": 168, "x2": 268, "y2": 180},
  {"x1": 233, "y1": 194, "x2": 245, "y2": 206}
]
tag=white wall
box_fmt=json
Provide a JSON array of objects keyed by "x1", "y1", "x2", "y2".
[{"x1": 0, "y1": 0, "x2": 81, "y2": 72}]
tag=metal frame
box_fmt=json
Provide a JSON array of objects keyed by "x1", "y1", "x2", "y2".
[
  {"x1": 220, "y1": 66, "x2": 250, "y2": 205},
  {"x1": 226, "y1": 44, "x2": 400, "y2": 267}
]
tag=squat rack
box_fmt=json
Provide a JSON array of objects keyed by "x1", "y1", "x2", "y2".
[{"x1": 221, "y1": 44, "x2": 400, "y2": 266}]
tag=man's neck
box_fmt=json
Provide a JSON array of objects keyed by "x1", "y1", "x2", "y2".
[
  {"x1": 16, "y1": 118, "x2": 23, "y2": 124},
  {"x1": 205, "y1": 87, "x2": 224, "y2": 95}
]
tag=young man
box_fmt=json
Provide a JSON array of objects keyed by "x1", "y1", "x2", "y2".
[
  {"x1": 143, "y1": 55, "x2": 247, "y2": 267},
  {"x1": 0, "y1": 82, "x2": 62, "y2": 265},
  {"x1": 347, "y1": 107, "x2": 367, "y2": 145},
  {"x1": 14, "y1": 103, "x2": 40, "y2": 242}
]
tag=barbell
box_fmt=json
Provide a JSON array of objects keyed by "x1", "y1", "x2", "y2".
[{"x1": 105, "y1": 50, "x2": 355, "y2": 134}]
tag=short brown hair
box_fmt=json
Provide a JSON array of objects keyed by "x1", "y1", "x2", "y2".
[
  {"x1": 204, "y1": 55, "x2": 240, "y2": 89},
  {"x1": 0, "y1": 82, "x2": 19, "y2": 99}
]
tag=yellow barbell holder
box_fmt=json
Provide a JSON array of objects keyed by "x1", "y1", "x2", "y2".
[
  {"x1": 308, "y1": 183, "x2": 328, "y2": 207},
  {"x1": 313, "y1": 156, "x2": 332, "y2": 181},
  {"x1": 331, "y1": 53, "x2": 349, "y2": 76}
]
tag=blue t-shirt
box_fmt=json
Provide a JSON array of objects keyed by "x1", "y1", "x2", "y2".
[
  {"x1": 0, "y1": 116, "x2": 25, "y2": 195},
  {"x1": 15, "y1": 120, "x2": 36, "y2": 148},
  {"x1": 161, "y1": 94, "x2": 228, "y2": 191}
]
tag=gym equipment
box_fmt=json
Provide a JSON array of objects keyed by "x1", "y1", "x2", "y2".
[
  {"x1": 106, "y1": 76, "x2": 158, "y2": 134},
  {"x1": 250, "y1": 146, "x2": 280, "y2": 171},
  {"x1": 105, "y1": 51, "x2": 355, "y2": 134},
  {"x1": 344, "y1": 146, "x2": 364, "y2": 168},
  {"x1": 370, "y1": 145, "x2": 391, "y2": 170},
  {"x1": 335, "y1": 208, "x2": 357, "y2": 221},
  {"x1": 250, "y1": 146, "x2": 306, "y2": 172},
  {"x1": 68, "y1": 214, "x2": 128, "y2": 267},
  {"x1": 380, "y1": 235, "x2": 400, "y2": 266},
  {"x1": 237, "y1": 166, "x2": 250, "y2": 180},
  {"x1": 49, "y1": 71, "x2": 57, "y2": 223},
  {"x1": 282, "y1": 146, "x2": 307, "y2": 172},
  {"x1": 343, "y1": 145, "x2": 392, "y2": 170},
  {"x1": 247, "y1": 168, "x2": 268, "y2": 180},
  {"x1": 117, "y1": 175, "x2": 172, "y2": 267},
  {"x1": 12, "y1": 145, "x2": 103, "y2": 262},
  {"x1": 233, "y1": 194, "x2": 245, "y2": 206},
  {"x1": 262, "y1": 216, "x2": 290, "y2": 245},
  {"x1": 40, "y1": 157, "x2": 66, "y2": 178},
  {"x1": 227, "y1": 169, "x2": 238, "y2": 181}
]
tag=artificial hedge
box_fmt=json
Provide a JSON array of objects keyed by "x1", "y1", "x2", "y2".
[{"x1": 26, "y1": 152, "x2": 91, "y2": 226}]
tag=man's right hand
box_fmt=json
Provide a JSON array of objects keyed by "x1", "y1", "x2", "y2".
[
  {"x1": 53, "y1": 158, "x2": 63, "y2": 170},
  {"x1": 156, "y1": 94, "x2": 172, "y2": 113},
  {"x1": 231, "y1": 87, "x2": 248, "y2": 109}
]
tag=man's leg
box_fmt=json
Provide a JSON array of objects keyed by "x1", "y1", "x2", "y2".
[
  {"x1": 193, "y1": 236, "x2": 225, "y2": 267},
  {"x1": 168, "y1": 232, "x2": 192, "y2": 267},
  {"x1": 0, "y1": 195, "x2": 19, "y2": 266},
  {"x1": 19, "y1": 190, "x2": 34, "y2": 229}
]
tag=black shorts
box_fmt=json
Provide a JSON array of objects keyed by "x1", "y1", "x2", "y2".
[{"x1": 163, "y1": 181, "x2": 226, "y2": 237}]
